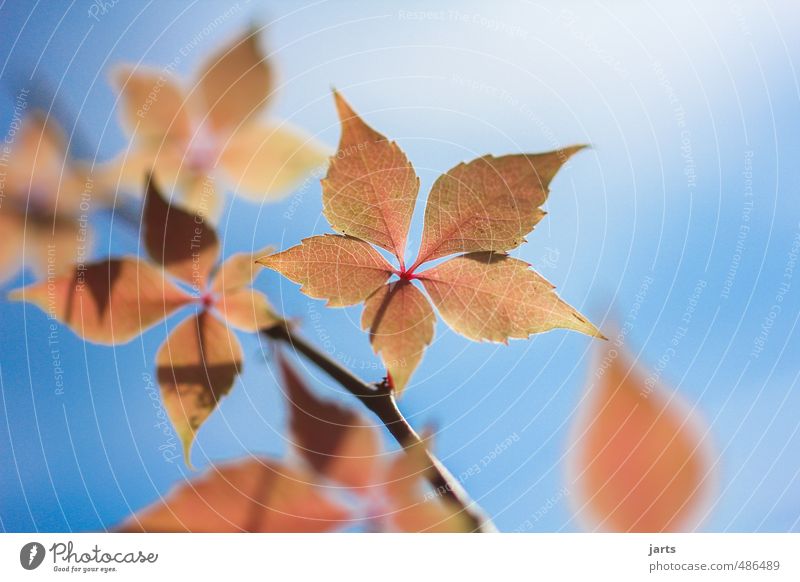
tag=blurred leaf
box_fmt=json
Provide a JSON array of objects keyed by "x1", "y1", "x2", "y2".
[
  {"x1": 415, "y1": 147, "x2": 586, "y2": 266},
  {"x1": 195, "y1": 29, "x2": 273, "y2": 134},
  {"x1": 257, "y1": 235, "x2": 393, "y2": 307},
  {"x1": 9, "y1": 258, "x2": 191, "y2": 344},
  {"x1": 110, "y1": 67, "x2": 192, "y2": 146},
  {"x1": 157, "y1": 312, "x2": 243, "y2": 466},
  {"x1": 280, "y1": 354, "x2": 382, "y2": 489},
  {"x1": 419, "y1": 252, "x2": 601, "y2": 343},
  {"x1": 143, "y1": 174, "x2": 219, "y2": 286},
  {"x1": 105, "y1": 28, "x2": 324, "y2": 213},
  {"x1": 382, "y1": 438, "x2": 473, "y2": 533},
  {"x1": 216, "y1": 288, "x2": 278, "y2": 332},
  {"x1": 220, "y1": 122, "x2": 329, "y2": 201},
  {"x1": 0, "y1": 214, "x2": 23, "y2": 285},
  {"x1": 322, "y1": 90, "x2": 419, "y2": 263},
  {"x1": 568, "y1": 344, "x2": 715, "y2": 532},
  {"x1": 210, "y1": 247, "x2": 272, "y2": 293},
  {"x1": 119, "y1": 458, "x2": 349, "y2": 532},
  {"x1": 361, "y1": 281, "x2": 435, "y2": 393}
]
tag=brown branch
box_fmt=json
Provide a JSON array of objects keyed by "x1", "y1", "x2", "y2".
[{"x1": 263, "y1": 322, "x2": 496, "y2": 533}]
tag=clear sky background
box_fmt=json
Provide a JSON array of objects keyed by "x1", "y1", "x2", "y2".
[{"x1": 1, "y1": 0, "x2": 799, "y2": 532}]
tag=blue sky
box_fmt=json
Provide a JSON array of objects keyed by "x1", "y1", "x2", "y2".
[{"x1": 1, "y1": 0, "x2": 799, "y2": 532}]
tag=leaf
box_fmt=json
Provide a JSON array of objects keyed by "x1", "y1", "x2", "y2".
[
  {"x1": 8, "y1": 258, "x2": 191, "y2": 344},
  {"x1": 110, "y1": 66, "x2": 191, "y2": 146},
  {"x1": 118, "y1": 458, "x2": 349, "y2": 532},
  {"x1": 567, "y1": 344, "x2": 715, "y2": 532},
  {"x1": 196, "y1": 29, "x2": 273, "y2": 133},
  {"x1": 5, "y1": 110, "x2": 88, "y2": 215},
  {"x1": 24, "y1": 216, "x2": 90, "y2": 279},
  {"x1": 361, "y1": 281, "x2": 435, "y2": 393},
  {"x1": 257, "y1": 235, "x2": 393, "y2": 307},
  {"x1": 414, "y1": 147, "x2": 586, "y2": 266},
  {"x1": 0, "y1": 213, "x2": 23, "y2": 285},
  {"x1": 322, "y1": 91, "x2": 419, "y2": 262},
  {"x1": 220, "y1": 122, "x2": 329, "y2": 201},
  {"x1": 144, "y1": 174, "x2": 219, "y2": 287},
  {"x1": 157, "y1": 312, "x2": 243, "y2": 466},
  {"x1": 382, "y1": 439, "x2": 473, "y2": 532},
  {"x1": 419, "y1": 252, "x2": 601, "y2": 343},
  {"x1": 216, "y1": 288, "x2": 278, "y2": 332},
  {"x1": 210, "y1": 247, "x2": 272, "y2": 293},
  {"x1": 279, "y1": 354, "x2": 382, "y2": 489}
]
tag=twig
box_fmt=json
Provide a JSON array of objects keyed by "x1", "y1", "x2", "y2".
[{"x1": 263, "y1": 321, "x2": 496, "y2": 533}]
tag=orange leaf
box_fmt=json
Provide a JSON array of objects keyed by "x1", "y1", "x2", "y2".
[
  {"x1": 110, "y1": 66, "x2": 192, "y2": 146},
  {"x1": 157, "y1": 312, "x2": 243, "y2": 466},
  {"x1": 257, "y1": 235, "x2": 393, "y2": 307},
  {"x1": 568, "y1": 344, "x2": 715, "y2": 532},
  {"x1": 143, "y1": 174, "x2": 219, "y2": 287},
  {"x1": 279, "y1": 355, "x2": 382, "y2": 489},
  {"x1": 19, "y1": 215, "x2": 88, "y2": 280},
  {"x1": 419, "y1": 252, "x2": 601, "y2": 343},
  {"x1": 0, "y1": 213, "x2": 23, "y2": 285},
  {"x1": 216, "y1": 288, "x2": 278, "y2": 332},
  {"x1": 361, "y1": 281, "x2": 435, "y2": 393},
  {"x1": 322, "y1": 91, "x2": 419, "y2": 263},
  {"x1": 8, "y1": 258, "x2": 191, "y2": 344},
  {"x1": 195, "y1": 29, "x2": 273, "y2": 134},
  {"x1": 414, "y1": 147, "x2": 586, "y2": 267},
  {"x1": 119, "y1": 458, "x2": 349, "y2": 532}
]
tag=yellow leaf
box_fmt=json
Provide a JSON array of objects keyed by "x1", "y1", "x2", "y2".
[
  {"x1": 157, "y1": 312, "x2": 243, "y2": 466},
  {"x1": 221, "y1": 122, "x2": 329, "y2": 201},
  {"x1": 216, "y1": 288, "x2": 278, "y2": 332}
]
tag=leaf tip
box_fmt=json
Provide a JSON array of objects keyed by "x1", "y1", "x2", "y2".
[
  {"x1": 180, "y1": 430, "x2": 197, "y2": 471},
  {"x1": 7, "y1": 287, "x2": 25, "y2": 302},
  {"x1": 332, "y1": 89, "x2": 356, "y2": 123}
]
